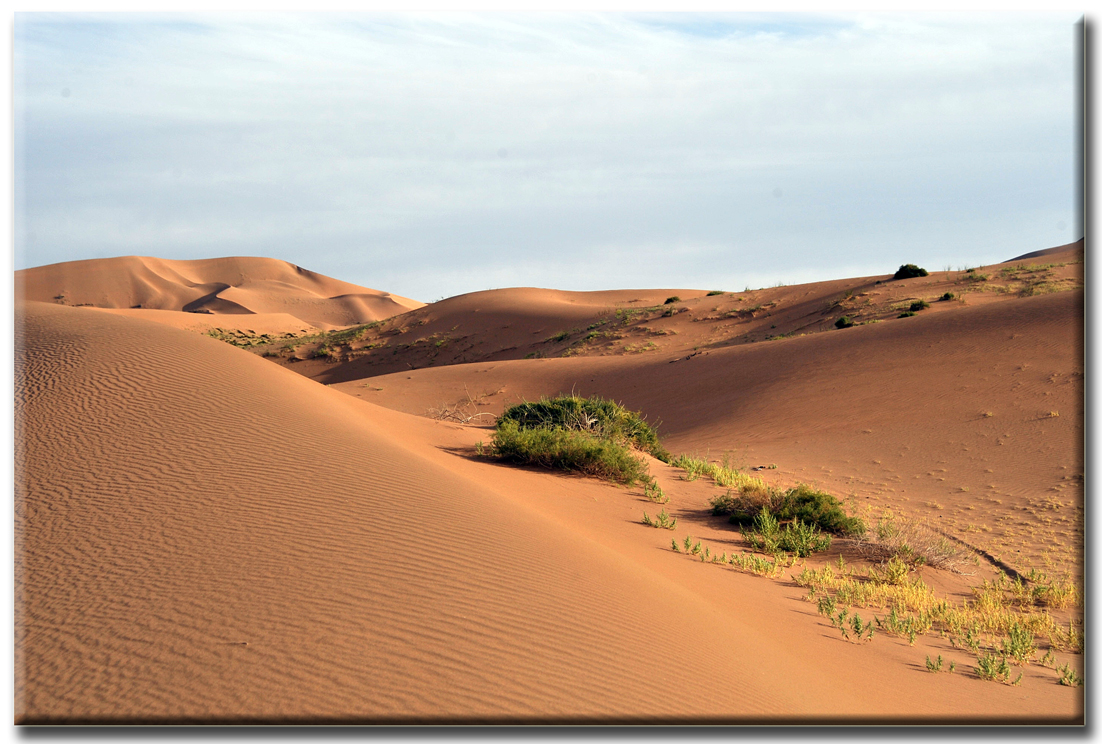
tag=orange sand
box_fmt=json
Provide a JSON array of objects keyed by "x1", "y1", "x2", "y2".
[{"x1": 14, "y1": 242, "x2": 1083, "y2": 723}]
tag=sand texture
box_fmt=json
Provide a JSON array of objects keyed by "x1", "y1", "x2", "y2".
[{"x1": 15, "y1": 242, "x2": 1083, "y2": 724}]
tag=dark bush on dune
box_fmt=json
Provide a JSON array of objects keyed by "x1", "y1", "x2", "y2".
[
  {"x1": 893, "y1": 264, "x2": 929, "y2": 280},
  {"x1": 835, "y1": 316, "x2": 854, "y2": 329},
  {"x1": 775, "y1": 484, "x2": 866, "y2": 537},
  {"x1": 723, "y1": 483, "x2": 865, "y2": 537}
]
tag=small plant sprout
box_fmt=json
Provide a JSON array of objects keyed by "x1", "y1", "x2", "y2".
[
  {"x1": 975, "y1": 653, "x2": 1021, "y2": 685},
  {"x1": 683, "y1": 535, "x2": 693, "y2": 552},
  {"x1": 655, "y1": 509, "x2": 677, "y2": 530},
  {"x1": 926, "y1": 655, "x2": 944, "y2": 673},
  {"x1": 1040, "y1": 649, "x2": 1055, "y2": 668},
  {"x1": 949, "y1": 660, "x2": 956, "y2": 674},
  {"x1": 475, "y1": 441, "x2": 484, "y2": 456},
  {"x1": 671, "y1": 538, "x2": 680, "y2": 552},
  {"x1": 644, "y1": 480, "x2": 669, "y2": 504},
  {"x1": 1056, "y1": 663, "x2": 1082, "y2": 687},
  {"x1": 817, "y1": 594, "x2": 837, "y2": 618},
  {"x1": 1000, "y1": 622, "x2": 1036, "y2": 665},
  {"x1": 850, "y1": 613, "x2": 874, "y2": 642}
]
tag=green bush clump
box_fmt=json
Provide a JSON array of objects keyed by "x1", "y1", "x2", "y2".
[
  {"x1": 893, "y1": 264, "x2": 929, "y2": 280},
  {"x1": 835, "y1": 316, "x2": 854, "y2": 329},
  {"x1": 940, "y1": 292, "x2": 955, "y2": 301},
  {"x1": 497, "y1": 394, "x2": 669, "y2": 462},
  {"x1": 706, "y1": 290, "x2": 725, "y2": 296},
  {"x1": 664, "y1": 296, "x2": 681, "y2": 304},
  {"x1": 719, "y1": 482, "x2": 865, "y2": 537},
  {"x1": 898, "y1": 310, "x2": 916, "y2": 318},
  {"x1": 909, "y1": 300, "x2": 930, "y2": 312},
  {"x1": 775, "y1": 484, "x2": 866, "y2": 536},
  {"x1": 490, "y1": 419, "x2": 649, "y2": 485}
]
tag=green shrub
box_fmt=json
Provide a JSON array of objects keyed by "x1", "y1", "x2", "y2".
[
  {"x1": 706, "y1": 290, "x2": 725, "y2": 296},
  {"x1": 775, "y1": 484, "x2": 866, "y2": 536},
  {"x1": 709, "y1": 491, "x2": 740, "y2": 517},
  {"x1": 909, "y1": 300, "x2": 930, "y2": 312},
  {"x1": 893, "y1": 264, "x2": 929, "y2": 280},
  {"x1": 835, "y1": 316, "x2": 854, "y2": 329},
  {"x1": 498, "y1": 395, "x2": 669, "y2": 462},
  {"x1": 940, "y1": 292, "x2": 955, "y2": 301},
  {"x1": 664, "y1": 296, "x2": 681, "y2": 304},
  {"x1": 898, "y1": 310, "x2": 916, "y2": 318},
  {"x1": 490, "y1": 419, "x2": 648, "y2": 485}
]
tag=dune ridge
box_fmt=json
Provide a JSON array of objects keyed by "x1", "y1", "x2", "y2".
[{"x1": 15, "y1": 256, "x2": 423, "y2": 330}]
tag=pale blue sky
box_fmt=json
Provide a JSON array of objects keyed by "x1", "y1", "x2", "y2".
[{"x1": 15, "y1": 12, "x2": 1080, "y2": 301}]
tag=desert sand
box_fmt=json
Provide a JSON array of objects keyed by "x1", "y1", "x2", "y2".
[{"x1": 14, "y1": 241, "x2": 1083, "y2": 724}]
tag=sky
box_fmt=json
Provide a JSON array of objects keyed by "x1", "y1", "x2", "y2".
[{"x1": 13, "y1": 12, "x2": 1082, "y2": 302}]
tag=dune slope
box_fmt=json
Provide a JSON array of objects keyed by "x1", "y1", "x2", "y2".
[{"x1": 16, "y1": 302, "x2": 1081, "y2": 723}]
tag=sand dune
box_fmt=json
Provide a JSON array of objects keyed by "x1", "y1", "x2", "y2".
[
  {"x1": 1006, "y1": 238, "x2": 1083, "y2": 263},
  {"x1": 14, "y1": 240, "x2": 1083, "y2": 723},
  {"x1": 271, "y1": 241, "x2": 1082, "y2": 382},
  {"x1": 338, "y1": 288, "x2": 1083, "y2": 581},
  {"x1": 15, "y1": 256, "x2": 423, "y2": 330},
  {"x1": 15, "y1": 301, "x2": 1081, "y2": 722}
]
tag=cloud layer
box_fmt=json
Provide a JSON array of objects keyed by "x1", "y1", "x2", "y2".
[{"x1": 15, "y1": 13, "x2": 1079, "y2": 300}]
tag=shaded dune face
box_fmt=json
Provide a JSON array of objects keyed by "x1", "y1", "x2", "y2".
[{"x1": 15, "y1": 256, "x2": 423, "y2": 328}]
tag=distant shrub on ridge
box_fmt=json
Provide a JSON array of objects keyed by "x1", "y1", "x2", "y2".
[{"x1": 893, "y1": 264, "x2": 929, "y2": 280}]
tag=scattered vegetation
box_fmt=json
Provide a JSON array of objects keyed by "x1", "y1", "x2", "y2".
[
  {"x1": 898, "y1": 310, "x2": 916, "y2": 318},
  {"x1": 204, "y1": 328, "x2": 305, "y2": 348},
  {"x1": 674, "y1": 535, "x2": 789, "y2": 578},
  {"x1": 909, "y1": 300, "x2": 930, "y2": 312},
  {"x1": 835, "y1": 316, "x2": 854, "y2": 329},
  {"x1": 893, "y1": 264, "x2": 929, "y2": 280}
]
